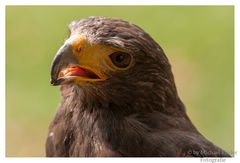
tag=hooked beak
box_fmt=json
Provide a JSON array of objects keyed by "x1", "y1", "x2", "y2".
[
  {"x1": 50, "y1": 43, "x2": 79, "y2": 85},
  {"x1": 50, "y1": 42, "x2": 105, "y2": 86}
]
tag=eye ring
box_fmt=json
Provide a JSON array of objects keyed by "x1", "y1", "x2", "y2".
[{"x1": 109, "y1": 52, "x2": 132, "y2": 69}]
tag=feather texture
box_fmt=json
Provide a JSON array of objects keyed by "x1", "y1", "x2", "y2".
[{"x1": 46, "y1": 17, "x2": 230, "y2": 157}]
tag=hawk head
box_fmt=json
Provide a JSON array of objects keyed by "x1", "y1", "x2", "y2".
[{"x1": 50, "y1": 16, "x2": 182, "y2": 115}]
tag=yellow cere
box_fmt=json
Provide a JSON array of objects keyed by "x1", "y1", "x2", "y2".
[{"x1": 70, "y1": 35, "x2": 130, "y2": 75}]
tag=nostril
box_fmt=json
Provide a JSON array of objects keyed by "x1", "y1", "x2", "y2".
[{"x1": 76, "y1": 47, "x2": 81, "y2": 53}]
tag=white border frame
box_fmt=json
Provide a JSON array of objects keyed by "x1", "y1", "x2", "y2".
[{"x1": 1, "y1": 0, "x2": 239, "y2": 163}]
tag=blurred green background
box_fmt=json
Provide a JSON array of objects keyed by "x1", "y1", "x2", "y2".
[{"x1": 6, "y1": 6, "x2": 234, "y2": 156}]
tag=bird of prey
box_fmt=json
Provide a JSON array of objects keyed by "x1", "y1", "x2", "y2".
[{"x1": 46, "y1": 16, "x2": 230, "y2": 157}]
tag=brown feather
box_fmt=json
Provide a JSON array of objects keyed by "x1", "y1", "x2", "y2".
[{"x1": 46, "y1": 17, "x2": 230, "y2": 157}]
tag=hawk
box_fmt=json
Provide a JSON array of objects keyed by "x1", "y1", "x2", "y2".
[{"x1": 46, "y1": 16, "x2": 230, "y2": 157}]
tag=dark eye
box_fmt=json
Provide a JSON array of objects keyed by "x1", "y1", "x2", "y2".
[{"x1": 109, "y1": 52, "x2": 132, "y2": 68}]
